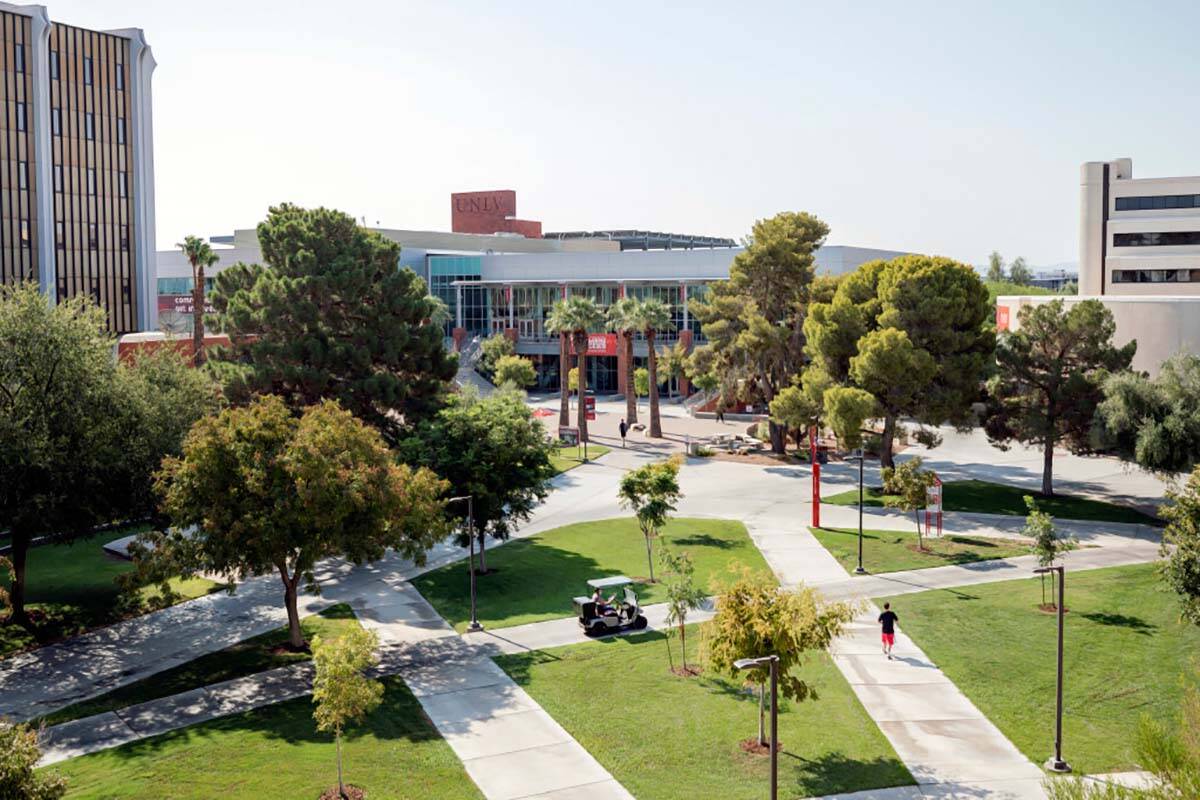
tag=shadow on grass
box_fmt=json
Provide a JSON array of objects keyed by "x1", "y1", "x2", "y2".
[
  {"x1": 671, "y1": 533, "x2": 736, "y2": 550},
  {"x1": 779, "y1": 750, "x2": 914, "y2": 797},
  {"x1": 100, "y1": 677, "x2": 438, "y2": 764},
  {"x1": 1080, "y1": 612, "x2": 1157, "y2": 635}
]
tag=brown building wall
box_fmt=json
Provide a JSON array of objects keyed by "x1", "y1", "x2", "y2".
[
  {"x1": 0, "y1": 10, "x2": 36, "y2": 285},
  {"x1": 451, "y1": 189, "x2": 543, "y2": 238},
  {"x1": 49, "y1": 22, "x2": 137, "y2": 333}
]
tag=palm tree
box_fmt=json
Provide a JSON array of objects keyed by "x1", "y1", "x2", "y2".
[
  {"x1": 544, "y1": 300, "x2": 573, "y2": 427},
  {"x1": 424, "y1": 294, "x2": 451, "y2": 330},
  {"x1": 546, "y1": 296, "x2": 604, "y2": 441},
  {"x1": 631, "y1": 298, "x2": 675, "y2": 438},
  {"x1": 177, "y1": 236, "x2": 219, "y2": 366},
  {"x1": 607, "y1": 296, "x2": 641, "y2": 426}
]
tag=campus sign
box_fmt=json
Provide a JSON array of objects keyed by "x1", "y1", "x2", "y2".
[
  {"x1": 158, "y1": 294, "x2": 216, "y2": 315},
  {"x1": 568, "y1": 333, "x2": 617, "y2": 357}
]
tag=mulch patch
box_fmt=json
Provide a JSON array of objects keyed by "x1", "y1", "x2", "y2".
[
  {"x1": 670, "y1": 665, "x2": 702, "y2": 678},
  {"x1": 268, "y1": 642, "x2": 312, "y2": 657},
  {"x1": 739, "y1": 738, "x2": 783, "y2": 756},
  {"x1": 1037, "y1": 604, "x2": 1070, "y2": 614},
  {"x1": 319, "y1": 785, "x2": 365, "y2": 800}
]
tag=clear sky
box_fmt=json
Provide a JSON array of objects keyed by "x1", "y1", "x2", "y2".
[{"x1": 46, "y1": 0, "x2": 1200, "y2": 267}]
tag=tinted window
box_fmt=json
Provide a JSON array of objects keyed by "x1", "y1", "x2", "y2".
[{"x1": 1114, "y1": 231, "x2": 1200, "y2": 247}]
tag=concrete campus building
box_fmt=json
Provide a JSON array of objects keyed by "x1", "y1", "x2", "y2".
[
  {"x1": 0, "y1": 2, "x2": 156, "y2": 333},
  {"x1": 153, "y1": 189, "x2": 906, "y2": 395},
  {"x1": 998, "y1": 158, "x2": 1200, "y2": 375}
]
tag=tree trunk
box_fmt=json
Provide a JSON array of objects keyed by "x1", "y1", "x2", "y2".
[
  {"x1": 768, "y1": 419, "x2": 786, "y2": 454},
  {"x1": 644, "y1": 531, "x2": 655, "y2": 583},
  {"x1": 1042, "y1": 437, "x2": 1054, "y2": 496},
  {"x1": 625, "y1": 332, "x2": 637, "y2": 424},
  {"x1": 880, "y1": 414, "x2": 897, "y2": 468},
  {"x1": 478, "y1": 526, "x2": 488, "y2": 573},
  {"x1": 679, "y1": 621, "x2": 687, "y2": 671},
  {"x1": 758, "y1": 682, "x2": 766, "y2": 746},
  {"x1": 665, "y1": 628, "x2": 675, "y2": 672},
  {"x1": 575, "y1": 336, "x2": 589, "y2": 442},
  {"x1": 336, "y1": 729, "x2": 345, "y2": 798},
  {"x1": 647, "y1": 331, "x2": 663, "y2": 438},
  {"x1": 278, "y1": 564, "x2": 305, "y2": 649},
  {"x1": 6, "y1": 530, "x2": 30, "y2": 627},
  {"x1": 192, "y1": 263, "x2": 206, "y2": 366},
  {"x1": 914, "y1": 509, "x2": 924, "y2": 550},
  {"x1": 558, "y1": 334, "x2": 570, "y2": 427}
]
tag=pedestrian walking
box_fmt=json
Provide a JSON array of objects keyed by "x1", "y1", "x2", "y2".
[
  {"x1": 618, "y1": 418, "x2": 628, "y2": 448},
  {"x1": 878, "y1": 602, "x2": 898, "y2": 660},
  {"x1": 716, "y1": 406, "x2": 725, "y2": 424}
]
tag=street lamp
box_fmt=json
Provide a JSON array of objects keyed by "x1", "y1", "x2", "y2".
[
  {"x1": 1034, "y1": 564, "x2": 1069, "y2": 773},
  {"x1": 448, "y1": 495, "x2": 483, "y2": 632},
  {"x1": 735, "y1": 655, "x2": 779, "y2": 800},
  {"x1": 847, "y1": 448, "x2": 866, "y2": 574}
]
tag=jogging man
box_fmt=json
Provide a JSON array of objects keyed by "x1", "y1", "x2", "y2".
[{"x1": 878, "y1": 602, "x2": 898, "y2": 660}]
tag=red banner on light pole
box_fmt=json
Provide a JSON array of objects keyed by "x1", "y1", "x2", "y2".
[{"x1": 810, "y1": 426, "x2": 821, "y2": 528}]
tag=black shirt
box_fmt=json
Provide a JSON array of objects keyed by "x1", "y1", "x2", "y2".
[{"x1": 878, "y1": 610, "x2": 898, "y2": 634}]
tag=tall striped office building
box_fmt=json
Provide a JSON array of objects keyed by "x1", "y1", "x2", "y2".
[{"x1": 0, "y1": 2, "x2": 156, "y2": 333}]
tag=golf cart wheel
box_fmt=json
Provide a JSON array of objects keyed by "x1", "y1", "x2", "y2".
[
  {"x1": 589, "y1": 621, "x2": 607, "y2": 637},
  {"x1": 634, "y1": 615, "x2": 648, "y2": 630}
]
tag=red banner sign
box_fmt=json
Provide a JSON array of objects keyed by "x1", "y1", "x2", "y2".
[
  {"x1": 585, "y1": 395, "x2": 596, "y2": 421},
  {"x1": 995, "y1": 305, "x2": 1010, "y2": 332},
  {"x1": 568, "y1": 333, "x2": 617, "y2": 357},
  {"x1": 158, "y1": 294, "x2": 216, "y2": 315}
]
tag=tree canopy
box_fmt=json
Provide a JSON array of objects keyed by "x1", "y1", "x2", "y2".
[
  {"x1": 1097, "y1": 353, "x2": 1200, "y2": 474},
  {"x1": 312, "y1": 627, "x2": 384, "y2": 799},
  {"x1": 493, "y1": 354, "x2": 536, "y2": 389},
  {"x1": 617, "y1": 456, "x2": 682, "y2": 583},
  {"x1": 208, "y1": 204, "x2": 457, "y2": 443},
  {"x1": 690, "y1": 212, "x2": 829, "y2": 453},
  {"x1": 397, "y1": 388, "x2": 556, "y2": 571},
  {"x1": 985, "y1": 299, "x2": 1135, "y2": 495},
  {"x1": 1158, "y1": 468, "x2": 1200, "y2": 627},
  {"x1": 152, "y1": 395, "x2": 449, "y2": 648}
]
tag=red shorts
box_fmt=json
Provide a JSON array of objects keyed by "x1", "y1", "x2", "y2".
[{"x1": 881, "y1": 633, "x2": 895, "y2": 646}]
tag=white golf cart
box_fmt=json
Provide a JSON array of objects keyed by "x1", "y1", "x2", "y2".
[{"x1": 574, "y1": 575, "x2": 648, "y2": 636}]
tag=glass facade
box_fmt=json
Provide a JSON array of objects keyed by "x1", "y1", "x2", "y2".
[
  {"x1": 429, "y1": 256, "x2": 483, "y2": 336},
  {"x1": 1113, "y1": 231, "x2": 1200, "y2": 247},
  {"x1": 157, "y1": 276, "x2": 214, "y2": 294},
  {"x1": 1116, "y1": 194, "x2": 1200, "y2": 211}
]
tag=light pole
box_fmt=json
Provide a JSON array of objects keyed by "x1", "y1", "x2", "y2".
[
  {"x1": 448, "y1": 495, "x2": 483, "y2": 632},
  {"x1": 848, "y1": 448, "x2": 866, "y2": 574},
  {"x1": 1034, "y1": 564, "x2": 1069, "y2": 773},
  {"x1": 735, "y1": 655, "x2": 779, "y2": 800}
]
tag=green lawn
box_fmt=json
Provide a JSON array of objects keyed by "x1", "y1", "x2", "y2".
[
  {"x1": 496, "y1": 626, "x2": 914, "y2": 799},
  {"x1": 550, "y1": 442, "x2": 611, "y2": 474},
  {"x1": 1, "y1": 531, "x2": 222, "y2": 659},
  {"x1": 823, "y1": 479, "x2": 1157, "y2": 524},
  {"x1": 412, "y1": 517, "x2": 771, "y2": 632},
  {"x1": 49, "y1": 677, "x2": 483, "y2": 800},
  {"x1": 41, "y1": 604, "x2": 361, "y2": 727},
  {"x1": 810, "y1": 526, "x2": 1030, "y2": 574},
  {"x1": 879, "y1": 563, "x2": 1200, "y2": 774}
]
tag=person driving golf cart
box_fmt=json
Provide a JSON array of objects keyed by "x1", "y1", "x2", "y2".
[{"x1": 574, "y1": 576, "x2": 648, "y2": 636}]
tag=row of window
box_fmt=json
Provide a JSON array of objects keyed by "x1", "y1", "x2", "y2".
[
  {"x1": 13, "y1": 160, "x2": 129, "y2": 197},
  {"x1": 12, "y1": 220, "x2": 131, "y2": 251},
  {"x1": 1111, "y1": 269, "x2": 1200, "y2": 284},
  {"x1": 14, "y1": 48, "x2": 125, "y2": 90},
  {"x1": 14, "y1": 104, "x2": 127, "y2": 144},
  {"x1": 1113, "y1": 231, "x2": 1200, "y2": 247},
  {"x1": 1115, "y1": 195, "x2": 1200, "y2": 212}
]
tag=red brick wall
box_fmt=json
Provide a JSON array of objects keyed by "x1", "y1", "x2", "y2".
[{"x1": 450, "y1": 190, "x2": 542, "y2": 237}]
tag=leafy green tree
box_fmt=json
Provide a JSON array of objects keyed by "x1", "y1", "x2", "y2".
[
  {"x1": 492, "y1": 354, "x2": 536, "y2": 390},
  {"x1": 823, "y1": 387, "x2": 878, "y2": 451},
  {"x1": 881, "y1": 457, "x2": 939, "y2": 549},
  {"x1": 691, "y1": 212, "x2": 830, "y2": 453},
  {"x1": 607, "y1": 296, "x2": 641, "y2": 424},
  {"x1": 617, "y1": 456, "x2": 682, "y2": 583},
  {"x1": 1098, "y1": 354, "x2": 1200, "y2": 474},
  {"x1": 208, "y1": 204, "x2": 456, "y2": 443},
  {"x1": 769, "y1": 383, "x2": 821, "y2": 453},
  {"x1": 568, "y1": 367, "x2": 579, "y2": 395},
  {"x1": 398, "y1": 388, "x2": 556, "y2": 573},
  {"x1": 0, "y1": 285, "x2": 123, "y2": 627},
  {"x1": 177, "y1": 235, "x2": 219, "y2": 365},
  {"x1": 1158, "y1": 469, "x2": 1200, "y2": 626},
  {"x1": 425, "y1": 294, "x2": 451, "y2": 329},
  {"x1": 0, "y1": 719, "x2": 67, "y2": 799},
  {"x1": 1023, "y1": 495, "x2": 1077, "y2": 607},
  {"x1": 634, "y1": 367, "x2": 650, "y2": 410},
  {"x1": 1046, "y1": 671, "x2": 1200, "y2": 799},
  {"x1": 804, "y1": 255, "x2": 992, "y2": 467},
  {"x1": 312, "y1": 627, "x2": 384, "y2": 800},
  {"x1": 985, "y1": 299, "x2": 1135, "y2": 495},
  {"x1": 659, "y1": 546, "x2": 707, "y2": 674},
  {"x1": 1008, "y1": 256, "x2": 1033, "y2": 286},
  {"x1": 659, "y1": 340, "x2": 689, "y2": 398},
  {"x1": 152, "y1": 396, "x2": 449, "y2": 649},
  {"x1": 630, "y1": 298, "x2": 675, "y2": 438},
  {"x1": 478, "y1": 333, "x2": 515, "y2": 377},
  {"x1": 986, "y1": 251, "x2": 1006, "y2": 282},
  {"x1": 545, "y1": 297, "x2": 605, "y2": 442},
  {"x1": 702, "y1": 567, "x2": 855, "y2": 746}
]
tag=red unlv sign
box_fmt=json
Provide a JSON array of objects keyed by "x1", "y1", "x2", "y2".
[{"x1": 568, "y1": 333, "x2": 617, "y2": 357}]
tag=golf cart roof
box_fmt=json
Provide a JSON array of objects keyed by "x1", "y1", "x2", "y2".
[{"x1": 587, "y1": 575, "x2": 634, "y2": 590}]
